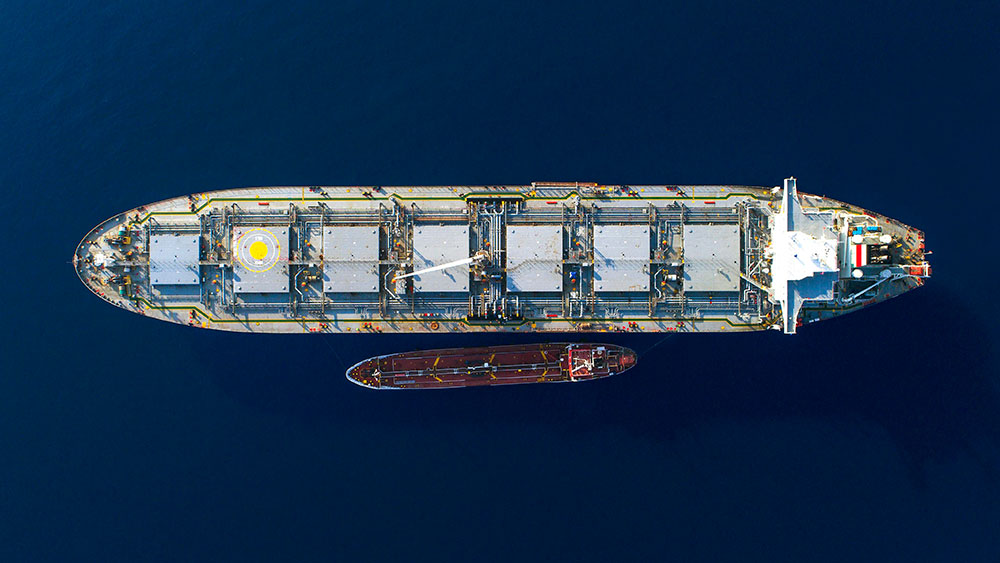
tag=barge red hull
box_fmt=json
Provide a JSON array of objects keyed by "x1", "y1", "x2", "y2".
[{"x1": 347, "y1": 343, "x2": 637, "y2": 389}]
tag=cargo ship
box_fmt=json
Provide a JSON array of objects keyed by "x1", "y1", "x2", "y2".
[
  {"x1": 346, "y1": 343, "x2": 637, "y2": 389},
  {"x1": 73, "y1": 178, "x2": 929, "y2": 335}
]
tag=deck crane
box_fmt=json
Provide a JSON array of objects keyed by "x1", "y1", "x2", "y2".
[{"x1": 392, "y1": 250, "x2": 489, "y2": 283}]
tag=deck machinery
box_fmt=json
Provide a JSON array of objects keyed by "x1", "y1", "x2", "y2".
[{"x1": 73, "y1": 178, "x2": 930, "y2": 334}]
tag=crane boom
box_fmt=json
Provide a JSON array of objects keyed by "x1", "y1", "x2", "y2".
[{"x1": 393, "y1": 252, "x2": 487, "y2": 282}]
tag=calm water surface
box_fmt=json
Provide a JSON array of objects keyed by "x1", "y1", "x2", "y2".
[{"x1": 1, "y1": 1, "x2": 998, "y2": 561}]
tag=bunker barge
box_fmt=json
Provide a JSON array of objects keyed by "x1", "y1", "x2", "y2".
[{"x1": 346, "y1": 343, "x2": 637, "y2": 389}]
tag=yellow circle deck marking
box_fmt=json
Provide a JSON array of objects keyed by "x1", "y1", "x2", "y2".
[
  {"x1": 249, "y1": 241, "x2": 268, "y2": 260},
  {"x1": 235, "y1": 227, "x2": 281, "y2": 273}
]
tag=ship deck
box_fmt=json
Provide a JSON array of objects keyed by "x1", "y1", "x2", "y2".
[
  {"x1": 73, "y1": 182, "x2": 928, "y2": 334},
  {"x1": 346, "y1": 343, "x2": 636, "y2": 389}
]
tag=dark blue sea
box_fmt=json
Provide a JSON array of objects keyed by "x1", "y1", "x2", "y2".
[{"x1": 2, "y1": 2, "x2": 998, "y2": 561}]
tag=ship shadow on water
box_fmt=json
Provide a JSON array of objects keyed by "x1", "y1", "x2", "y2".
[{"x1": 200, "y1": 283, "x2": 998, "y2": 483}]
